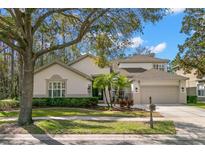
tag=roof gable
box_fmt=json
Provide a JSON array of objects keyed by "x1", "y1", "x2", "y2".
[
  {"x1": 34, "y1": 60, "x2": 92, "y2": 81},
  {"x1": 68, "y1": 54, "x2": 96, "y2": 66}
]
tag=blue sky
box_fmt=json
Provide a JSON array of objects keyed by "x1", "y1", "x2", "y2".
[{"x1": 127, "y1": 8, "x2": 187, "y2": 60}]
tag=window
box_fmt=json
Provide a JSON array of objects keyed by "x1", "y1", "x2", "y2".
[
  {"x1": 198, "y1": 84, "x2": 205, "y2": 97},
  {"x1": 48, "y1": 81, "x2": 65, "y2": 98},
  {"x1": 153, "y1": 64, "x2": 165, "y2": 71}
]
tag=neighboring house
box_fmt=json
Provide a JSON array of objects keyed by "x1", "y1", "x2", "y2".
[
  {"x1": 174, "y1": 67, "x2": 205, "y2": 101},
  {"x1": 33, "y1": 54, "x2": 188, "y2": 104}
]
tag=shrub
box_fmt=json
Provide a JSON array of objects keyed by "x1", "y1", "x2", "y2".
[
  {"x1": 32, "y1": 98, "x2": 48, "y2": 107},
  {"x1": 187, "y1": 96, "x2": 197, "y2": 104},
  {"x1": 0, "y1": 99, "x2": 19, "y2": 111},
  {"x1": 0, "y1": 97, "x2": 99, "y2": 111},
  {"x1": 32, "y1": 97, "x2": 99, "y2": 108}
]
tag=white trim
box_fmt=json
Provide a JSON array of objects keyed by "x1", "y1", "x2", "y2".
[
  {"x1": 48, "y1": 81, "x2": 66, "y2": 98},
  {"x1": 153, "y1": 63, "x2": 166, "y2": 71},
  {"x1": 197, "y1": 83, "x2": 205, "y2": 97}
]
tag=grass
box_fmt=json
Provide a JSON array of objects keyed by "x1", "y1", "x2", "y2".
[
  {"x1": 188, "y1": 102, "x2": 205, "y2": 109},
  {"x1": 0, "y1": 107, "x2": 162, "y2": 118},
  {"x1": 0, "y1": 99, "x2": 19, "y2": 111},
  {"x1": 0, "y1": 120, "x2": 176, "y2": 134}
]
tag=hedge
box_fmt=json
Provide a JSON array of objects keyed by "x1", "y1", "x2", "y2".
[
  {"x1": 187, "y1": 96, "x2": 197, "y2": 104},
  {"x1": 0, "y1": 97, "x2": 98, "y2": 111},
  {"x1": 32, "y1": 97, "x2": 99, "y2": 108}
]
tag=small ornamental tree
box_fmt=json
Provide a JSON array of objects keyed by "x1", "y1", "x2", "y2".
[
  {"x1": 93, "y1": 74, "x2": 110, "y2": 108},
  {"x1": 112, "y1": 74, "x2": 131, "y2": 101},
  {"x1": 93, "y1": 73, "x2": 130, "y2": 108}
]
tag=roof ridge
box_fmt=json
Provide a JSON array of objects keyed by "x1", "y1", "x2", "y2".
[
  {"x1": 68, "y1": 53, "x2": 95, "y2": 66},
  {"x1": 34, "y1": 60, "x2": 92, "y2": 80},
  {"x1": 118, "y1": 55, "x2": 169, "y2": 63},
  {"x1": 134, "y1": 68, "x2": 188, "y2": 80}
]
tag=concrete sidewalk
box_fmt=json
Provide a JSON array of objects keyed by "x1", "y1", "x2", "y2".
[
  {"x1": 0, "y1": 116, "x2": 165, "y2": 122},
  {"x1": 1, "y1": 133, "x2": 205, "y2": 145}
]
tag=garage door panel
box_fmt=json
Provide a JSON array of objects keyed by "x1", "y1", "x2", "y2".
[{"x1": 141, "y1": 86, "x2": 179, "y2": 104}]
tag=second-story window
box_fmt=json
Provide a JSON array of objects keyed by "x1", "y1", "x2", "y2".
[{"x1": 153, "y1": 64, "x2": 165, "y2": 71}]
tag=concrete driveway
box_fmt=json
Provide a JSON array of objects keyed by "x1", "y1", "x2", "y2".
[{"x1": 156, "y1": 104, "x2": 205, "y2": 143}]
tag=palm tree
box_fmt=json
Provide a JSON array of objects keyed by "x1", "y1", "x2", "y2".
[
  {"x1": 113, "y1": 74, "x2": 131, "y2": 103},
  {"x1": 93, "y1": 74, "x2": 110, "y2": 108},
  {"x1": 93, "y1": 73, "x2": 130, "y2": 108}
]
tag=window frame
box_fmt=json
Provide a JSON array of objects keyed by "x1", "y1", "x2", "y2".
[
  {"x1": 153, "y1": 64, "x2": 165, "y2": 71},
  {"x1": 197, "y1": 83, "x2": 205, "y2": 97},
  {"x1": 48, "y1": 81, "x2": 66, "y2": 98}
]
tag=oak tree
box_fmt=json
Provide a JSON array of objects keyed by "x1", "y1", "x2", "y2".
[{"x1": 174, "y1": 9, "x2": 205, "y2": 78}]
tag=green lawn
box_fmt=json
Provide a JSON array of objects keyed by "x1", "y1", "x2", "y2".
[
  {"x1": 188, "y1": 102, "x2": 205, "y2": 109},
  {"x1": 0, "y1": 120, "x2": 176, "y2": 134},
  {"x1": 0, "y1": 107, "x2": 162, "y2": 118}
]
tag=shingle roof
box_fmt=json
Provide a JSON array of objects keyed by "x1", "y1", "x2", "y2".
[
  {"x1": 34, "y1": 60, "x2": 92, "y2": 81},
  {"x1": 118, "y1": 55, "x2": 169, "y2": 63},
  {"x1": 134, "y1": 69, "x2": 189, "y2": 80},
  {"x1": 117, "y1": 68, "x2": 147, "y2": 78}
]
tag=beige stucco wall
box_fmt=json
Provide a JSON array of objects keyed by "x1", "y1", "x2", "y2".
[
  {"x1": 132, "y1": 79, "x2": 187, "y2": 104},
  {"x1": 175, "y1": 69, "x2": 197, "y2": 88},
  {"x1": 71, "y1": 56, "x2": 110, "y2": 76},
  {"x1": 179, "y1": 80, "x2": 187, "y2": 104},
  {"x1": 33, "y1": 64, "x2": 91, "y2": 97},
  {"x1": 131, "y1": 81, "x2": 141, "y2": 104},
  {"x1": 119, "y1": 63, "x2": 168, "y2": 71},
  {"x1": 140, "y1": 80, "x2": 179, "y2": 86}
]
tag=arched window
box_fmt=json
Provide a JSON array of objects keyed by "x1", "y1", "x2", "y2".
[
  {"x1": 47, "y1": 75, "x2": 66, "y2": 98},
  {"x1": 48, "y1": 81, "x2": 66, "y2": 98}
]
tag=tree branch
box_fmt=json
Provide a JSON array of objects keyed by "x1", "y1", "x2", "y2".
[
  {"x1": 60, "y1": 13, "x2": 82, "y2": 23},
  {"x1": 33, "y1": 9, "x2": 109, "y2": 60},
  {"x1": 0, "y1": 15, "x2": 14, "y2": 27},
  {"x1": 0, "y1": 33, "x2": 23, "y2": 54},
  {"x1": 0, "y1": 23, "x2": 26, "y2": 47},
  {"x1": 32, "y1": 8, "x2": 74, "y2": 34},
  {"x1": 6, "y1": 9, "x2": 27, "y2": 38},
  {"x1": 0, "y1": 46, "x2": 9, "y2": 53}
]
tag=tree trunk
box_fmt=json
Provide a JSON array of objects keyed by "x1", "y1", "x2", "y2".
[
  {"x1": 108, "y1": 86, "x2": 113, "y2": 108},
  {"x1": 103, "y1": 88, "x2": 110, "y2": 108},
  {"x1": 18, "y1": 55, "x2": 34, "y2": 126},
  {"x1": 10, "y1": 48, "x2": 15, "y2": 98},
  {"x1": 18, "y1": 54, "x2": 23, "y2": 103}
]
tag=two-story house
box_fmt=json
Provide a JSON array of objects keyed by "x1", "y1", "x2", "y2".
[{"x1": 33, "y1": 54, "x2": 188, "y2": 105}]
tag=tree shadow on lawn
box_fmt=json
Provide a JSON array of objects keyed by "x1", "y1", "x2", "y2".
[
  {"x1": 23, "y1": 120, "x2": 111, "y2": 145},
  {"x1": 24, "y1": 121, "x2": 205, "y2": 145},
  {"x1": 0, "y1": 111, "x2": 18, "y2": 117},
  {"x1": 23, "y1": 121, "x2": 64, "y2": 145},
  {"x1": 153, "y1": 121, "x2": 205, "y2": 145}
]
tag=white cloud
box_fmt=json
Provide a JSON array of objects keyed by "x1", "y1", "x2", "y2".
[
  {"x1": 170, "y1": 8, "x2": 185, "y2": 14},
  {"x1": 130, "y1": 37, "x2": 144, "y2": 48},
  {"x1": 149, "y1": 42, "x2": 167, "y2": 53}
]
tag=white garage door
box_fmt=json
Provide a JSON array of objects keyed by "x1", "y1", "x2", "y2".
[{"x1": 141, "y1": 86, "x2": 179, "y2": 104}]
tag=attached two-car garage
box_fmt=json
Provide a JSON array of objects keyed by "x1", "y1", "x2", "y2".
[
  {"x1": 140, "y1": 86, "x2": 179, "y2": 104},
  {"x1": 133, "y1": 69, "x2": 188, "y2": 104}
]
